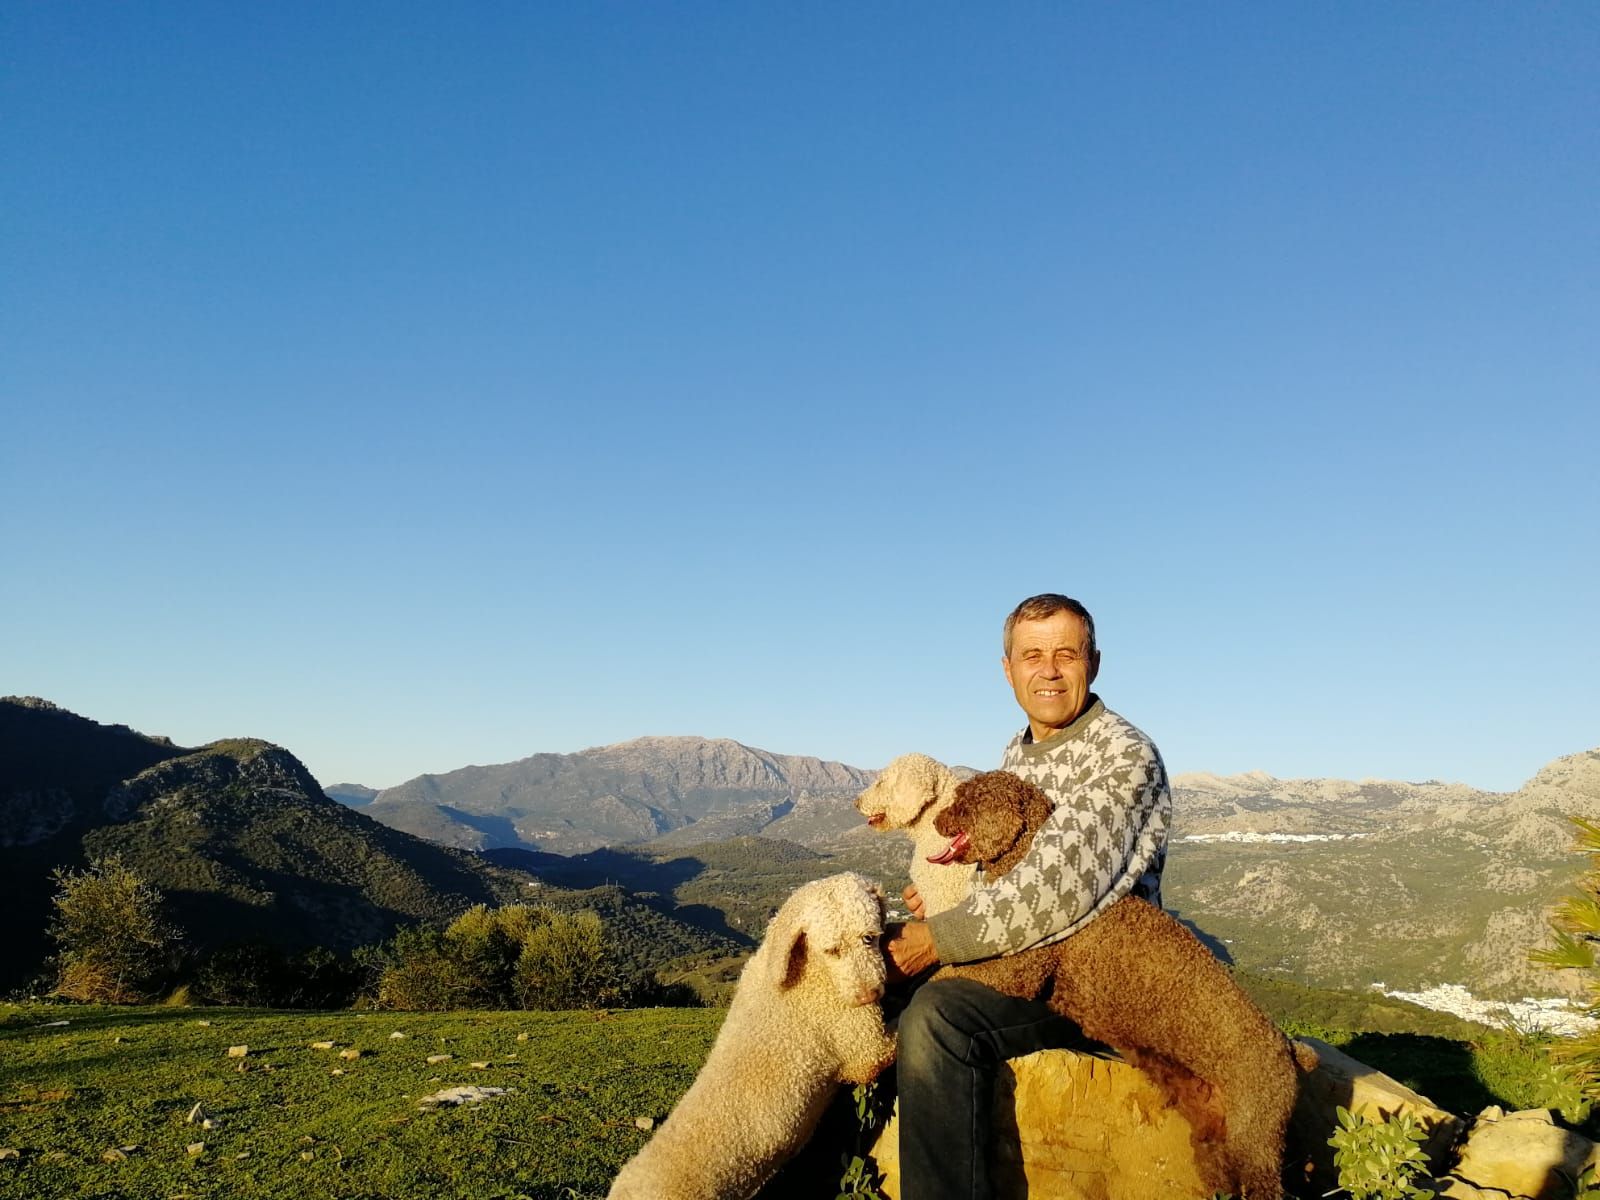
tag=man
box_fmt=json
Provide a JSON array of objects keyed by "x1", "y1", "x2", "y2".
[{"x1": 884, "y1": 593, "x2": 1171, "y2": 1200}]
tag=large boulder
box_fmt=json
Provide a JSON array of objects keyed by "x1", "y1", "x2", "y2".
[
  {"x1": 1436, "y1": 1107, "x2": 1600, "y2": 1200},
  {"x1": 867, "y1": 1048, "x2": 1213, "y2": 1200}
]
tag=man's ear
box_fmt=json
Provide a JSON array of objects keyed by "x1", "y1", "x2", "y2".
[
  {"x1": 1087, "y1": 650, "x2": 1101, "y2": 686},
  {"x1": 1001, "y1": 654, "x2": 1014, "y2": 688}
]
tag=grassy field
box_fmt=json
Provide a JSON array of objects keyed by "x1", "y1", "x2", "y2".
[
  {"x1": 0, "y1": 998, "x2": 1581, "y2": 1200},
  {"x1": 0, "y1": 1003, "x2": 720, "y2": 1200}
]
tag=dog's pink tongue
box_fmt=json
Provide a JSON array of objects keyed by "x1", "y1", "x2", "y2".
[{"x1": 926, "y1": 830, "x2": 970, "y2": 865}]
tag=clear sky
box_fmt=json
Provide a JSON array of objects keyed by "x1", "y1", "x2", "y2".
[{"x1": 4, "y1": 3, "x2": 1596, "y2": 794}]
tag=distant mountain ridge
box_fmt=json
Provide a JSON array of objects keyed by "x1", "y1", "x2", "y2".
[{"x1": 362, "y1": 735, "x2": 875, "y2": 854}]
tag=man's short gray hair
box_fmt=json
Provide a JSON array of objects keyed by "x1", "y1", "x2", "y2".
[{"x1": 1002, "y1": 594, "x2": 1097, "y2": 659}]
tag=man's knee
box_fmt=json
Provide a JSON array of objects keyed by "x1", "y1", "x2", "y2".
[{"x1": 897, "y1": 978, "x2": 1001, "y2": 1078}]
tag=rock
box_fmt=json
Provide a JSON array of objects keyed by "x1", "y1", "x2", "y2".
[
  {"x1": 202, "y1": 1119, "x2": 217, "y2": 1130},
  {"x1": 426, "y1": 1054, "x2": 452, "y2": 1064},
  {"x1": 236, "y1": 1152, "x2": 250, "y2": 1160},
  {"x1": 417, "y1": 1086, "x2": 513, "y2": 1110},
  {"x1": 196, "y1": 1020, "x2": 211, "y2": 1027},
  {"x1": 186, "y1": 1143, "x2": 205, "y2": 1156},
  {"x1": 634, "y1": 1116, "x2": 655, "y2": 1132},
  {"x1": 339, "y1": 1049, "x2": 361, "y2": 1060},
  {"x1": 516, "y1": 1032, "x2": 529, "y2": 1042},
  {"x1": 1290, "y1": 1037, "x2": 1464, "y2": 1191},
  {"x1": 390, "y1": 1031, "x2": 406, "y2": 1039},
  {"x1": 1436, "y1": 1108, "x2": 1600, "y2": 1200},
  {"x1": 300, "y1": 1150, "x2": 315, "y2": 1162},
  {"x1": 101, "y1": 1148, "x2": 128, "y2": 1163},
  {"x1": 187, "y1": 1102, "x2": 208, "y2": 1125},
  {"x1": 469, "y1": 1061, "x2": 490, "y2": 1070},
  {"x1": 112, "y1": 1036, "x2": 126, "y2": 1043},
  {"x1": 0, "y1": 1148, "x2": 18, "y2": 1161},
  {"x1": 868, "y1": 1048, "x2": 1212, "y2": 1199},
  {"x1": 226, "y1": 1045, "x2": 248, "y2": 1058},
  {"x1": 309, "y1": 1040, "x2": 335, "y2": 1051}
]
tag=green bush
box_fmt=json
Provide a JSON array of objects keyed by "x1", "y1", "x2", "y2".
[
  {"x1": 48, "y1": 855, "x2": 181, "y2": 1004},
  {"x1": 1530, "y1": 814, "x2": 1600, "y2": 1118},
  {"x1": 1328, "y1": 1106, "x2": 1432, "y2": 1200},
  {"x1": 367, "y1": 904, "x2": 625, "y2": 1011}
]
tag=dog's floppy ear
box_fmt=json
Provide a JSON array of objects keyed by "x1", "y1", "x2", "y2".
[{"x1": 767, "y1": 909, "x2": 810, "y2": 990}]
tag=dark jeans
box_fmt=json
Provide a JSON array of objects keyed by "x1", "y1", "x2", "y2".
[{"x1": 896, "y1": 977, "x2": 1089, "y2": 1200}]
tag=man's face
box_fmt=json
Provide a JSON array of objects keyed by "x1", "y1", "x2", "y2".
[{"x1": 1002, "y1": 611, "x2": 1100, "y2": 740}]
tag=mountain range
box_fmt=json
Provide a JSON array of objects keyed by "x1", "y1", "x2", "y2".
[
  {"x1": 7, "y1": 694, "x2": 1594, "y2": 1007},
  {"x1": 0, "y1": 699, "x2": 737, "y2": 994},
  {"x1": 342, "y1": 732, "x2": 1600, "y2": 1002}
]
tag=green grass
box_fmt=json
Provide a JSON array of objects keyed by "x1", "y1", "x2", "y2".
[
  {"x1": 0, "y1": 1003, "x2": 721, "y2": 1199},
  {"x1": 0, "y1": 997, "x2": 1587, "y2": 1200}
]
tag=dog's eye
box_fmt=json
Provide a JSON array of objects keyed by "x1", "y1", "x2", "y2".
[{"x1": 861, "y1": 934, "x2": 878, "y2": 946}]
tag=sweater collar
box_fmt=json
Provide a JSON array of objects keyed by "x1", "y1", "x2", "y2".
[{"x1": 1016, "y1": 694, "x2": 1104, "y2": 754}]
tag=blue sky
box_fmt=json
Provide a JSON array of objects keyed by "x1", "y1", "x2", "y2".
[{"x1": 4, "y1": 3, "x2": 1595, "y2": 793}]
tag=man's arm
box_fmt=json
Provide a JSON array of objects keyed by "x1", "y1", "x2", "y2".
[{"x1": 924, "y1": 737, "x2": 1170, "y2": 965}]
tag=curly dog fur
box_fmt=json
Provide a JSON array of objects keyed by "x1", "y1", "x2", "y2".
[
  {"x1": 930, "y1": 770, "x2": 1302, "y2": 1200},
  {"x1": 608, "y1": 873, "x2": 897, "y2": 1200}
]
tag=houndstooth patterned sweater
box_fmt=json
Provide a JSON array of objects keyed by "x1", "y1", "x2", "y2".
[{"x1": 926, "y1": 695, "x2": 1171, "y2": 965}]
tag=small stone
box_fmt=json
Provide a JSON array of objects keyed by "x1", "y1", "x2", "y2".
[
  {"x1": 112, "y1": 1036, "x2": 126, "y2": 1043},
  {"x1": 300, "y1": 1150, "x2": 315, "y2": 1162},
  {"x1": 331, "y1": 1069, "x2": 345, "y2": 1076},
  {"x1": 633, "y1": 1116, "x2": 655, "y2": 1132},
  {"x1": 187, "y1": 1142, "x2": 205, "y2": 1156},
  {"x1": 516, "y1": 1032, "x2": 529, "y2": 1042},
  {"x1": 102, "y1": 1148, "x2": 128, "y2": 1163},
  {"x1": 196, "y1": 1020, "x2": 212, "y2": 1027},
  {"x1": 226, "y1": 1045, "x2": 248, "y2": 1058},
  {"x1": 201, "y1": 1119, "x2": 217, "y2": 1131},
  {"x1": 470, "y1": 1061, "x2": 490, "y2": 1070},
  {"x1": 0, "y1": 1148, "x2": 19, "y2": 1160},
  {"x1": 426, "y1": 1054, "x2": 451, "y2": 1064},
  {"x1": 309, "y1": 1040, "x2": 335, "y2": 1051},
  {"x1": 389, "y1": 1031, "x2": 405, "y2": 1040},
  {"x1": 339, "y1": 1049, "x2": 360, "y2": 1060},
  {"x1": 235, "y1": 1152, "x2": 250, "y2": 1160}
]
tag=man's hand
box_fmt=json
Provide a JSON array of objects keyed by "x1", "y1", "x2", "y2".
[
  {"x1": 883, "y1": 920, "x2": 939, "y2": 983},
  {"x1": 902, "y1": 884, "x2": 926, "y2": 921}
]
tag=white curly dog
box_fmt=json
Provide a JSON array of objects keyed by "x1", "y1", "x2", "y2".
[
  {"x1": 854, "y1": 752, "x2": 976, "y2": 917},
  {"x1": 607, "y1": 872, "x2": 897, "y2": 1200}
]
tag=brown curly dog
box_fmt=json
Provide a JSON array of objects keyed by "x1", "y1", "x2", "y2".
[{"x1": 930, "y1": 770, "x2": 1305, "y2": 1200}]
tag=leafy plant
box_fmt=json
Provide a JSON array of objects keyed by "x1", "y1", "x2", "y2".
[
  {"x1": 47, "y1": 855, "x2": 181, "y2": 1003},
  {"x1": 1530, "y1": 814, "x2": 1600, "y2": 1115},
  {"x1": 835, "y1": 1081, "x2": 892, "y2": 1199},
  {"x1": 1327, "y1": 1106, "x2": 1432, "y2": 1200}
]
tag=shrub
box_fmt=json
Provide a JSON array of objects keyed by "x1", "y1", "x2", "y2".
[
  {"x1": 48, "y1": 856, "x2": 180, "y2": 1003},
  {"x1": 1327, "y1": 1107, "x2": 1431, "y2": 1200},
  {"x1": 1530, "y1": 814, "x2": 1600, "y2": 1117},
  {"x1": 367, "y1": 905, "x2": 623, "y2": 1011},
  {"x1": 515, "y1": 910, "x2": 622, "y2": 1010}
]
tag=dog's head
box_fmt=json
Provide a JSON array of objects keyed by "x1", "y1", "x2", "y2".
[
  {"x1": 930, "y1": 771, "x2": 1053, "y2": 867},
  {"x1": 854, "y1": 753, "x2": 954, "y2": 831},
  {"x1": 764, "y1": 873, "x2": 888, "y2": 1008}
]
